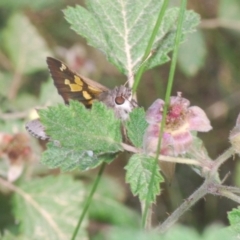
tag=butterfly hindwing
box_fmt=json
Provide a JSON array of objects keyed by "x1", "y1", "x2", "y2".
[
  {"x1": 46, "y1": 57, "x2": 108, "y2": 107},
  {"x1": 25, "y1": 119, "x2": 49, "y2": 140}
]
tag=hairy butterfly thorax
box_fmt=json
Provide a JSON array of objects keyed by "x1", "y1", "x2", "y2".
[{"x1": 26, "y1": 57, "x2": 137, "y2": 140}]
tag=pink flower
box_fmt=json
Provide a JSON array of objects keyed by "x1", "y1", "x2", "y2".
[{"x1": 144, "y1": 93, "x2": 212, "y2": 156}]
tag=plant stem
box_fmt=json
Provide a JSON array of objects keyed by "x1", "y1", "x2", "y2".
[
  {"x1": 121, "y1": 143, "x2": 201, "y2": 165},
  {"x1": 141, "y1": 0, "x2": 187, "y2": 229},
  {"x1": 217, "y1": 188, "x2": 240, "y2": 204},
  {"x1": 219, "y1": 185, "x2": 240, "y2": 194},
  {"x1": 133, "y1": 0, "x2": 169, "y2": 92},
  {"x1": 211, "y1": 147, "x2": 235, "y2": 175},
  {"x1": 156, "y1": 179, "x2": 209, "y2": 233},
  {"x1": 140, "y1": 201, "x2": 153, "y2": 230},
  {"x1": 154, "y1": 146, "x2": 237, "y2": 233},
  {"x1": 71, "y1": 163, "x2": 106, "y2": 240},
  {"x1": 206, "y1": 182, "x2": 240, "y2": 204}
]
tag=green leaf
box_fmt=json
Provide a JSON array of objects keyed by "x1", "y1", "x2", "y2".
[
  {"x1": 40, "y1": 101, "x2": 123, "y2": 171},
  {"x1": 2, "y1": 13, "x2": 51, "y2": 74},
  {"x1": 184, "y1": 134, "x2": 212, "y2": 177},
  {"x1": 178, "y1": 29, "x2": 207, "y2": 77},
  {"x1": 228, "y1": 207, "x2": 240, "y2": 233},
  {"x1": 202, "y1": 225, "x2": 233, "y2": 240},
  {"x1": 107, "y1": 227, "x2": 162, "y2": 240},
  {"x1": 162, "y1": 225, "x2": 200, "y2": 240},
  {"x1": 1, "y1": 231, "x2": 25, "y2": 240},
  {"x1": 106, "y1": 224, "x2": 233, "y2": 240},
  {"x1": 146, "y1": 9, "x2": 200, "y2": 71},
  {"x1": 125, "y1": 108, "x2": 148, "y2": 148},
  {"x1": 13, "y1": 175, "x2": 87, "y2": 240},
  {"x1": 186, "y1": 133, "x2": 210, "y2": 159},
  {"x1": 64, "y1": 1, "x2": 200, "y2": 76},
  {"x1": 107, "y1": 225, "x2": 200, "y2": 240},
  {"x1": 125, "y1": 154, "x2": 164, "y2": 202},
  {"x1": 89, "y1": 176, "x2": 140, "y2": 227}
]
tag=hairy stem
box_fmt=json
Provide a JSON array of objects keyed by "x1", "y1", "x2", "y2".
[
  {"x1": 121, "y1": 143, "x2": 201, "y2": 165},
  {"x1": 218, "y1": 188, "x2": 240, "y2": 204},
  {"x1": 140, "y1": 201, "x2": 153, "y2": 229},
  {"x1": 211, "y1": 147, "x2": 235, "y2": 175},
  {"x1": 156, "y1": 179, "x2": 209, "y2": 233}
]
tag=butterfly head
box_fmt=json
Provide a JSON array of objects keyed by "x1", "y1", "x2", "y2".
[{"x1": 98, "y1": 85, "x2": 137, "y2": 120}]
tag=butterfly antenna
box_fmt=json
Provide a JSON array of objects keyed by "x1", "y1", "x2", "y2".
[{"x1": 138, "y1": 50, "x2": 154, "y2": 70}]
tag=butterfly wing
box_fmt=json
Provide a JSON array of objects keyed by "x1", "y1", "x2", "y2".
[
  {"x1": 46, "y1": 57, "x2": 109, "y2": 108},
  {"x1": 25, "y1": 119, "x2": 49, "y2": 140}
]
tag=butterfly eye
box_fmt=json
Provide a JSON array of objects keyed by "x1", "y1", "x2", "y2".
[{"x1": 115, "y1": 96, "x2": 125, "y2": 105}]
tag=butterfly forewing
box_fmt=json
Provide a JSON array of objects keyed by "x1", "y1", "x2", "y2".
[{"x1": 46, "y1": 57, "x2": 108, "y2": 107}]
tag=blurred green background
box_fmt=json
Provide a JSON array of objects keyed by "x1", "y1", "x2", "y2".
[{"x1": 0, "y1": 0, "x2": 240, "y2": 239}]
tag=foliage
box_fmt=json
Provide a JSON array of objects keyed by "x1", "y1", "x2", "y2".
[
  {"x1": 88, "y1": 176, "x2": 141, "y2": 227},
  {"x1": 0, "y1": 0, "x2": 240, "y2": 240},
  {"x1": 40, "y1": 101, "x2": 122, "y2": 171},
  {"x1": 228, "y1": 207, "x2": 240, "y2": 234},
  {"x1": 125, "y1": 108, "x2": 148, "y2": 148},
  {"x1": 64, "y1": 0, "x2": 199, "y2": 76},
  {"x1": 106, "y1": 225, "x2": 233, "y2": 240},
  {"x1": 2, "y1": 13, "x2": 51, "y2": 74},
  {"x1": 12, "y1": 175, "x2": 87, "y2": 240},
  {"x1": 125, "y1": 154, "x2": 164, "y2": 202}
]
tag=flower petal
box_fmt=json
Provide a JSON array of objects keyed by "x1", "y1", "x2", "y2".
[
  {"x1": 145, "y1": 99, "x2": 165, "y2": 124},
  {"x1": 172, "y1": 131, "x2": 193, "y2": 154},
  {"x1": 170, "y1": 95, "x2": 190, "y2": 108},
  {"x1": 188, "y1": 106, "x2": 212, "y2": 132}
]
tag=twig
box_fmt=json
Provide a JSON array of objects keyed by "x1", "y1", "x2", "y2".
[
  {"x1": 121, "y1": 143, "x2": 201, "y2": 166},
  {"x1": 206, "y1": 183, "x2": 240, "y2": 205},
  {"x1": 218, "y1": 185, "x2": 240, "y2": 194},
  {"x1": 211, "y1": 147, "x2": 235, "y2": 175},
  {"x1": 220, "y1": 190, "x2": 240, "y2": 204},
  {"x1": 156, "y1": 179, "x2": 209, "y2": 233}
]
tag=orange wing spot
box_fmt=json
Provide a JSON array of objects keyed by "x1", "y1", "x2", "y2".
[
  {"x1": 64, "y1": 79, "x2": 82, "y2": 92},
  {"x1": 60, "y1": 64, "x2": 67, "y2": 71},
  {"x1": 88, "y1": 85, "x2": 102, "y2": 94},
  {"x1": 87, "y1": 99, "x2": 94, "y2": 105},
  {"x1": 74, "y1": 76, "x2": 83, "y2": 86},
  {"x1": 82, "y1": 91, "x2": 92, "y2": 100}
]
